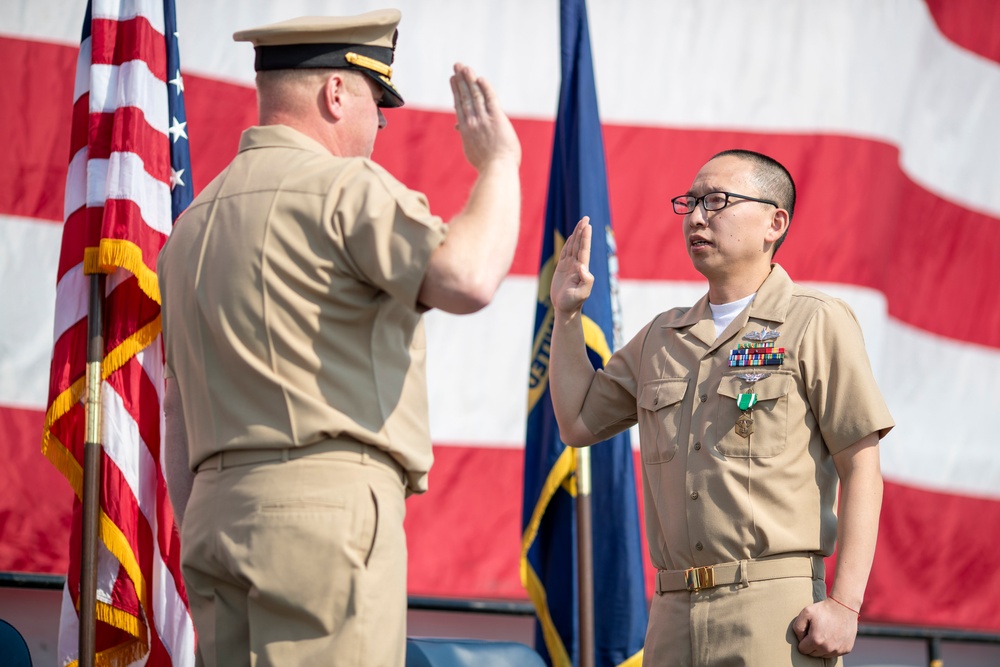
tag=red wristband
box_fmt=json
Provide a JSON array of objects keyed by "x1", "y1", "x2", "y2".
[{"x1": 828, "y1": 595, "x2": 861, "y2": 619}]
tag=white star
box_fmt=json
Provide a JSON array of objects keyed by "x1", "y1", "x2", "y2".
[
  {"x1": 169, "y1": 70, "x2": 184, "y2": 94},
  {"x1": 168, "y1": 117, "x2": 188, "y2": 143},
  {"x1": 171, "y1": 167, "x2": 186, "y2": 190}
]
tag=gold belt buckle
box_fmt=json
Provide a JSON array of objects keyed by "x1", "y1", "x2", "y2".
[{"x1": 684, "y1": 565, "x2": 716, "y2": 591}]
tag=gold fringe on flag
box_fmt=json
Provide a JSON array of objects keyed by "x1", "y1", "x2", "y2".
[{"x1": 83, "y1": 239, "x2": 161, "y2": 304}]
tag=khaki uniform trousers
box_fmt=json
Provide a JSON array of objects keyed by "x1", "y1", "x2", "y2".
[
  {"x1": 643, "y1": 559, "x2": 841, "y2": 667},
  {"x1": 181, "y1": 440, "x2": 408, "y2": 667}
]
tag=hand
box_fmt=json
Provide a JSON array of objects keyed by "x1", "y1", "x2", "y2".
[
  {"x1": 450, "y1": 63, "x2": 521, "y2": 170},
  {"x1": 550, "y1": 217, "x2": 594, "y2": 314},
  {"x1": 792, "y1": 598, "x2": 859, "y2": 659}
]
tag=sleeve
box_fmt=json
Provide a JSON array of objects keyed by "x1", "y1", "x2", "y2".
[
  {"x1": 334, "y1": 160, "x2": 447, "y2": 310},
  {"x1": 163, "y1": 376, "x2": 194, "y2": 524},
  {"x1": 799, "y1": 298, "x2": 895, "y2": 454},
  {"x1": 580, "y1": 321, "x2": 654, "y2": 440}
]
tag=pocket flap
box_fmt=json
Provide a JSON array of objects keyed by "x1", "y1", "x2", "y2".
[
  {"x1": 717, "y1": 371, "x2": 791, "y2": 401},
  {"x1": 638, "y1": 378, "x2": 689, "y2": 411}
]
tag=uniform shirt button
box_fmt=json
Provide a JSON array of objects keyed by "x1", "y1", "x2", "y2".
[
  {"x1": 694, "y1": 442, "x2": 702, "y2": 451},
  {"x1": 699, "y1": 394, "x2": 708, "y2": 402},
  {"x1": 690, "y1": 491, "x2": 699, "y2": 500},
  {"x1": 695, "y1": 542, "x2": 704, "y2": 551}
]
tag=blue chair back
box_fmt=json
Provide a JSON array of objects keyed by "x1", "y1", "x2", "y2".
[
  {"x1": 406, "y1": 637, "x2": 546, "y2": 667},
  {"x1": 0, "y1": 618, "x2": 33, "y2": 667}
]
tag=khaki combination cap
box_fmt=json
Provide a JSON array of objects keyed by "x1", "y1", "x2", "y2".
[{"x1": 233, "y1": 8, "x2": 404, "y2": 108}]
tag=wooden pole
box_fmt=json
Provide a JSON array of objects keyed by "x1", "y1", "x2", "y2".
[
  {"x1": 576, "y1": 446, "x2": 595, "y2": 667},
  {"x1": 79, "y1": 273, "x2": 106, "y2": 667}
]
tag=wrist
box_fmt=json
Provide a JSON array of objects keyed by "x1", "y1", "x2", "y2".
[
  {"x1": 827, "y1": 595, "x2": 861, "y2": 619},
  {"x1": 554, "y1": 306, "x2": 583, "y2": 324},
  {"x1": 476, "y1": 153, "x2": 521, "y2": 174}
]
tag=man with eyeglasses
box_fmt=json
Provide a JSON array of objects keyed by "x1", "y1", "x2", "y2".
[{"x1": 549, "y1": 149, "x2": 893, "y2": 665}]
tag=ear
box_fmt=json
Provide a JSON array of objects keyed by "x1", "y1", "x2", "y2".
[
  {"x1": 322, "y1": 72, "x2": 348, "y2": 122},
  {"x1": 764, "y1": 208, "x2": 789, "y2": 245}
]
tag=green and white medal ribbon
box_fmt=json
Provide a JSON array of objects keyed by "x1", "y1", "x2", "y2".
[
  {"x1": 734, "y1": 372, "x2": 768, "y2": 438},
  {"x1": 734, "y1": 373, "x2": 770, "y2": 410},
  {"x1": 737, "y1": 393, "x2": 757, "y2": 411}
]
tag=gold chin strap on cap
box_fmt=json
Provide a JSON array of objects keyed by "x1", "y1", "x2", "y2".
[{"x1": 345, "y1": 52, "x2": 392, "y2": 78}]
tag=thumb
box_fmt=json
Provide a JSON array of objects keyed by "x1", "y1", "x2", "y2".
[{"x1": 791, "y1": 610, "x2": 810, "y2": 642}]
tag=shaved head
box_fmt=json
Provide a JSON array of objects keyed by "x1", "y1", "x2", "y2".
[{"x1": 711, "y1": 149, "x2": 796, "y2": 254}]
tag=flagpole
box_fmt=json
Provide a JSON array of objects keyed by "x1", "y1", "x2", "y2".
[
  {"x1": 576, "y1": 446, "x2": 595, "y2": 667},
  {"x1": 79, "y1": 273, "x2": 106, "y2": 667}
]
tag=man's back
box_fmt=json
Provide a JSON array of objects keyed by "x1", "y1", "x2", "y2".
[{"x1": 159, "y1": 124, "x2": 445, "y2": 489}]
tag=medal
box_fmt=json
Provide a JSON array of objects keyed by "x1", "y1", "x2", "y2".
[
  {"x1": 733, "y1": 372, "x2": 769, "y2": 439},
  {"x1": 735, "y1": 412, "x2": 754, "y2": 438}
]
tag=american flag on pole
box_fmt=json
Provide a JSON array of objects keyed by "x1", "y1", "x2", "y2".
[{"x1": 41, "y1": 0, "x2": 196, "y2": 664}]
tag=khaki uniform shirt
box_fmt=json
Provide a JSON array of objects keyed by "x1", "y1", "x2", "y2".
[
  {"x1": 581, "y1": 265, "x2": 894, "y2": 570},
  {"x1": 158, "y1": 125, "x2": 446, "y2": 493}
]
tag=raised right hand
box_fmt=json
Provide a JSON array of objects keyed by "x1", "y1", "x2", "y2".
[
  {"x1": 450, "y1": 63, "x2": 521, "y2": 170},
  {"x1": 551, "y1": 217, "x2": 595, "y2": 314}
]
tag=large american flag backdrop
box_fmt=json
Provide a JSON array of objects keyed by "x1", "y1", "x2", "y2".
[{"x1": 2, "y1": 0, "x2": 998, "y2": 639}]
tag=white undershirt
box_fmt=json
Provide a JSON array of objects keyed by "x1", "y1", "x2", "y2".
[{"x1": 709, "y1": 293, "x2": 756, "y2": 338}]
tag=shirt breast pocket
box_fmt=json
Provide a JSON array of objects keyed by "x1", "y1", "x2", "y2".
[
  {"x1": 715, "y1": 371, "x2": 792, "y2": 458},
  {"x1": 637, "y1": 378, "x2": 688, "y2": 464}
]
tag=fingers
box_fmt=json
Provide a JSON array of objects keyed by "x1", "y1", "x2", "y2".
[
  {"x1": 558, "y1": 228, "x2": 573, "y2": 261},
  {"x1": 578, "y1": 218, "x2": 592, "y2": 269},
  {"x1": 459, "y1": 64, "x2": 487, "y2": 117},
  {"x1": 450, "y1": 72, "x2": 466, "y2": 126},
  {"x1": 559, "y1": 217, "x2": 590, "y2": 262},
  {"x1": 792, "y1": 609, "x2": 817, "y2": 653},
  {"x1": 450, "y1": 62, "x2": 521, "y2": 168},
  {"x1": 452, "y1": 63, "x2": 486, "y2": 126},
  {"x1": 477, "y1": 76, "x2": 498, "y2": 114},
  {"x1": 794, "y1": 605, "x2": 853, "y2": 659},
  {"x1": 791, "y1": 612, "x2": 808, "y2": 642}
]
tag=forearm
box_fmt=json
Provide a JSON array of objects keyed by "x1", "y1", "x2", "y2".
[
  {"x1": 550, "y1": 309, "x2": 600, "y2": 447},
  {"x1": 446, "y1": 157, "x2": 521, "y2": 293},
  {"x1": 830, "y1": 433, "x2": 883, "y2": 611},
  {"x1": 418, "y1": 157, "x2": 520, "y2": 313},
  {"x1": 792, "y1": 434, "x2": 882, "y2": 656}
]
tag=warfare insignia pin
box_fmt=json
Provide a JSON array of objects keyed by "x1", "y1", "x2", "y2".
[{"x1": 742, "y1": 327, "x2": 780, "y2": 342}]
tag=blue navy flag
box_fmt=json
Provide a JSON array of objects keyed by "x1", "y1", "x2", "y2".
[{"x1": 520, "y1": 0, "x2": 649, "y2": 665}]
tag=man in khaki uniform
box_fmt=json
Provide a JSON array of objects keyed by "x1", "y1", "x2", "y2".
[
  {"x1": 157, "y1": 9, "x2": 521, "y2": 666},
  {"x1": 549, "y1": 149, "x2": 892, "y2": 666}
]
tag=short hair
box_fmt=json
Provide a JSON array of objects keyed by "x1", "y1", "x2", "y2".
[
  {"x1": 256, "y1": 68, "x2": 371, "y2": 118},
  {"x1": 711, "y1": 149, "x2": 796, "y2": 255}
]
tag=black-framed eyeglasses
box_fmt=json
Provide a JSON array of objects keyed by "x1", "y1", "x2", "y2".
[{"x1": 670, "y1": 191, "x2": 779, "y2": 215}]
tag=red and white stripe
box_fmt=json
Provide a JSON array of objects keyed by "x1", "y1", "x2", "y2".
[
  {"x1": 29, "y1": 0, "x2": 195, "y2": 664},
  {"x1": 2, "y1": 0, "x2": 999, "y2": 640}
]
